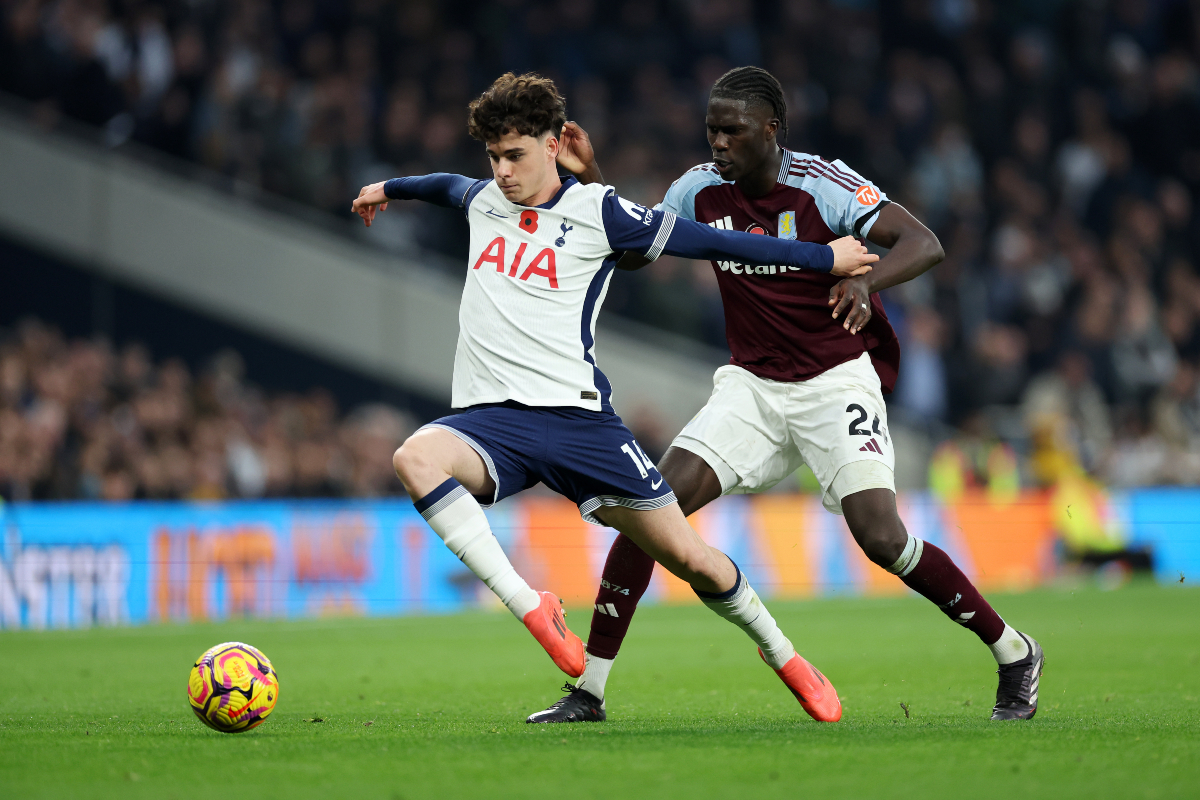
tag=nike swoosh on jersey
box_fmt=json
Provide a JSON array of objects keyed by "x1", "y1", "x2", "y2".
[
  {"x1": 651, "y1": 477, "x2": 664, "y2": 489},
  {"x1": 484, "y1": 208, "x2": 511, "y2": 218}
]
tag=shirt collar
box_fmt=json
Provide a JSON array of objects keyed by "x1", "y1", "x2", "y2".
[
  {"x1": 777, "y1": 149, "x2": 793, "y2": 184},
  {"x1": 505, "y1": 175, "x2": 578, "y2": 211}
]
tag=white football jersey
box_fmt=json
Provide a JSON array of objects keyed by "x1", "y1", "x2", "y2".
[{"x1": 454, "y1": 178, "x2": 663, "y2": 411}]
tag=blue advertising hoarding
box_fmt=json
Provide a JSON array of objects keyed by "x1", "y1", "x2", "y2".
[
  {"x1": 1, "y1": 489, "x2": 1196, "y2": 631},
  {"x1": 0, "y1": 499, "x2": 518, "y2": 630}
]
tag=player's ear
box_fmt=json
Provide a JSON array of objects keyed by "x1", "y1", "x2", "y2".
[{"x1": 544, "y1": 132, "x2": 560, "y2": 159}]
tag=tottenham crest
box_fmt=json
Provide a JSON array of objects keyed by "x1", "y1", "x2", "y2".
[{"x1": 777, "y1": 211, "x2": 797, "y2": 240}]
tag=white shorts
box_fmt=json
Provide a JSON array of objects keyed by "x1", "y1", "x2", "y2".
[{"x1": 672, "y1": 353, "x2": 895, "y2": 515}]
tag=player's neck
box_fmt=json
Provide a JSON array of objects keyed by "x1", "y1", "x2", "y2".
[
  {"x1": 734, "y1": 146, "x2": 784, "y2": 199},
  {"x1": 517, "y1": 172, "x2": 563, "y2": 207}
]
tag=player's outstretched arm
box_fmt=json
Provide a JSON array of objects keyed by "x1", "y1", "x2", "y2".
[
  {"x1": 828, "y1": 204, "x2": 944, "y2": 333},
  {"x1": 614, "y1": 235, "x2": 873, "y2": 277},
  {"x1": 656, "y1": 213, "x2": 876, "y2": 276},
  {"x1": 612, "y1": 230, "x2": 872, "y2": 277},
  {"x1": 352, "y1": 173, "x2": 482, "y2": 227},
  {"x1": 603, "y1": 197, "x2": 876, "y2": 275},
  {"x1": 680, "y1": 219, "x2": 876, "y2": 275}
]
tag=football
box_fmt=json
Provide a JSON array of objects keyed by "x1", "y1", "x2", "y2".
[{"x1": 187, "y1": 642, "x2": 280, "y2": 733}]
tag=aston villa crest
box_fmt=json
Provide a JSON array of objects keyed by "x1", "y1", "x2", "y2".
[{"x1": 777, "y1": 210, "x2": 797, "y2": 240}]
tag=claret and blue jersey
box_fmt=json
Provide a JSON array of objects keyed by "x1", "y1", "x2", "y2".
[
  {"x1": 655, "y1": 149, "x2": 903, "y2": 393},
  {"x1": 381, "y1": 170, "x2": 834, "y2": 520}
]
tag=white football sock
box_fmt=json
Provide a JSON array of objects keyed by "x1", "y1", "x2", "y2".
[
  {"x1": 989, "y1": 625, "x2": 1030, "y2": 665},
  {"x1": 418, "y1": 480, "x2": 539, "y2": 620},
  {"x1": 696, "y1": 566, "x2": 795, "y2": 670},
  {"x1": 886, "y1": 533, "x2": 923, "y2": 575},
  {"x1": 575, "y1": 653, "x2": 613, "y2": 702}
]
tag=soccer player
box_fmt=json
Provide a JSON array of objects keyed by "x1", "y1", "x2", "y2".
[
  {"x1": 529, "y1": 67, "x2": 1043, "y2": 724},
  {"x1": 352, "y1": 72, "x2": 877, "y2": 717}
]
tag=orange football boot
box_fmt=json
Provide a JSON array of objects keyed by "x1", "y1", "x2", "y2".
[
  {"x1": 523, "y1": 591, "x2": 585, "y2": 678},
  {"x1": 760, "y1": 648, "x2": 842, "y2": 722}
]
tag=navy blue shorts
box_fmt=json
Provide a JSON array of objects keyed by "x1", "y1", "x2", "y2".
[{"x1": 422, "y1": 403, "x2": 676, "y2": 524}]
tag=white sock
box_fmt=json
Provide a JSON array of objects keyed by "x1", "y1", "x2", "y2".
[
  {"x1": 417, "y1": 479, "x2": 539, "y2": 620},
  {"x1": 696, "y1": 565, "x2": 795, "y2": 670},
  {"x1": 575, "y1": 653, "x2": 612, "y2": 703},
  {"x1": 886, "y1": 533, "x2": 923, "y2": 576},
  {"x1": 989, "y1": 625, "x2": 1030, "y2": 665}
]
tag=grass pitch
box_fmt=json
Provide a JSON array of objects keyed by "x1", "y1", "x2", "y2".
[{"x1": 1, "y1": 583, "x2": 1197, "y2": 800}]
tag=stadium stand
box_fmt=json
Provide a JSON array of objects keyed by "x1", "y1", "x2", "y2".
[{"x1": 0, "y1": 312, "x2": 416, "y2": 501}]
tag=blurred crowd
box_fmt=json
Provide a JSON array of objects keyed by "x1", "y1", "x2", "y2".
[
  {"x1": 3, "y1": 0, "x2": 1200, "y2": 490},
  {"x1": 0, "y1": 318, "x2": 415, "y2": 501}
]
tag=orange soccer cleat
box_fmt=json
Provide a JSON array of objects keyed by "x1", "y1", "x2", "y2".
[
  {"x1": 523, "y1": 591, "x2": 585, "y2": 678},
  {"x1": 760, "y1": 648, "x2": 842, "y2": 722}
]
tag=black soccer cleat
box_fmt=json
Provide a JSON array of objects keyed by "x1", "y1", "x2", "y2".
[
  {"x1": 991, "y1": 632, "x2": 1044, "y2": 721},
  {"x1": 525, "y1": 683, "x2": 606, "y2": 724}
]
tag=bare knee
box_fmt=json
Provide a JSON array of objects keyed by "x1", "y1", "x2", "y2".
[
  {"x1": 854, "y1": 522, "x2": 907, "y2": 567},
  {"x1": 842, "y1": 489, "x2": 908, "y2": 567},
  {"x1": 392, "y1": 438, "x2": 438, "y2": 490},
  {"x1": 675, "y1": 547, "x2": 713, "y2": 584},
  {"x1": 391, "y1": 442, "x2": 414, "y2": 485},
  {"x1": 852, "y1": 521, "x2": 907, "y2": 568}
]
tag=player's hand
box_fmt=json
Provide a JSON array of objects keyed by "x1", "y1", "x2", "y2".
[
  {"x1": 556, "y1": 121, "x2": 594, "y2": 174},
  {"x1": 828, "y1": 276, "x2": 873, "y2": 335},
  {"x1": 828, "y1": 235, "x2": 878, "y2": 277},
  {"x1": 352, "y1": 181, "x2": 389, "y2": 227},
  {"x1": 557, "y1": 121, "x2": 604, "y2": 184}
]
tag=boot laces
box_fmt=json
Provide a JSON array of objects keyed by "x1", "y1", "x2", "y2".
[{"x1": 548, "y1": 683, "x2": 584, "y2": 709}]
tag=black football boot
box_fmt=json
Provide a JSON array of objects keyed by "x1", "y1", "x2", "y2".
[
  {"x1": 991, "y1": 632, "x2": 1044, "y2": 720},
  {"x1": 525, "y1": 683, "x2": 606, "y2": 723}
]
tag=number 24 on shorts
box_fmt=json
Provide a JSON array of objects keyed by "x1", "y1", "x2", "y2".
[{"x1": 846, "y1": 403, "x2": 888, "y2": 443}]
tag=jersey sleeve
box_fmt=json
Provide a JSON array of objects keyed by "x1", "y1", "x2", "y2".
[
  {"x1": 653, "y1": 164, "x2": 725, "y2": 221},
  {"x1": 383, "y1": 174, "x2": 490, "y2": 216},
  {"x1": 790, "y1": 156, "x2": 890, "y2": 237},
  {"x1": 601, "y1": 194, "x2": 833, "y2": 273}
]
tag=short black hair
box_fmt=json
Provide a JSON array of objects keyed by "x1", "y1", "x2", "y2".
[
  {"x1": 710, "y1": 66, "x2": 788, "y2": 142},
  {"x1": 467, "y1": 72, "x2": 567, "y2": 143}
]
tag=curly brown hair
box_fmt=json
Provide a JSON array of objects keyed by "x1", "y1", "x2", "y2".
[{"x1": 467, "y1": 72, "x2": 567, "y2": 143}]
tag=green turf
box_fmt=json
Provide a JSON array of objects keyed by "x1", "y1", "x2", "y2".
[{"x1": 1, "y1": 583, "x2": 1197, "y2": 799}]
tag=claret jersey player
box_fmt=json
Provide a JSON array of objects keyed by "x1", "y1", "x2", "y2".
[
  {"x1": 530, "y1": 67, "x2": 1042, "y2": 726},
  {"x1": 658, "y1": 150, "x2": 899, "y2": 513}
]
